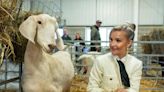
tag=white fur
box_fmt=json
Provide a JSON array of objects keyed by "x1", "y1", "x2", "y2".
[
  {"x1": 19, "y1": 14, "x2": 74, "y2": 92},
  {"x1": 77, "y1": 52, "x2": 101, "y2": 75}
]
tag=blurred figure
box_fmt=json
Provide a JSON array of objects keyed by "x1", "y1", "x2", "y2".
[
  {"x1": 74, "y1": 32, "x2": 85, "y2": 58},
  {"x1": 62, "y1": 28, "x2": 72, "y2": 44},
  {"x1": 74, "y1": 32, "x2": 85, "y2": 73},
  {"x1": 90, "y1": 20, "x2": 102, "y2": 52}
]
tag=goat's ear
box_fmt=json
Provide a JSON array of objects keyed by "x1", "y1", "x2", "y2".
[
  {"x1": 55, "y1": 22, "x2": 65, "y2": 50},
  {"x1": 19, "y1": 16, "x2": 37, "y2": 44},
  {"x1": 53, "y1": 17, "x2": 58, "y2": 32}
]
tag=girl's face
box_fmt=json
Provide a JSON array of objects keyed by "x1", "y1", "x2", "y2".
[
  {"x1": 109, "y1": 31, "x2": 132, "y2": 58},
  {"x1": 76, "y1": 33, "x2": 80, "y2": 39}
]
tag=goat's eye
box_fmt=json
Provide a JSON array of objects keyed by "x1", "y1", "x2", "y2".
[{"x1": 37, "y1": 21, "x2": 42, "y2": 24}]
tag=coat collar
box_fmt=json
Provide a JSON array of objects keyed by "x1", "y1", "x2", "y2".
[{"x1": 112, "y1": 54, "x2": 128, "y2": 63}]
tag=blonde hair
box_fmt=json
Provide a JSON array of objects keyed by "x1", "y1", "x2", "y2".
[{"x1": 110, "y1": 23, "x2": 136, "y2": 40}]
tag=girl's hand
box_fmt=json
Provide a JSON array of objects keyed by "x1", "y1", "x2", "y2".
[{"x1": 115, "y1": 88, "x2": 127, "y2": 92}]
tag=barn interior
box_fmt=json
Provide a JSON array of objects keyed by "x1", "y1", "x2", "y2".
[{"x1": 0, "y1": 0, "x2": 164, "y2": 92}]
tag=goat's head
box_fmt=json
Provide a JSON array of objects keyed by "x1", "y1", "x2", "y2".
[{"x1": 19, "y1": 14, "x2": 64, "y2": 53}]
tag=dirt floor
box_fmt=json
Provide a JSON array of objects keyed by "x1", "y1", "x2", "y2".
[
  {"x1": 0, "y1": 89, "x2": 17, "y2": 92},
  {"x1": 1, "y1": 75, "x2": 164, "y2": 92}
]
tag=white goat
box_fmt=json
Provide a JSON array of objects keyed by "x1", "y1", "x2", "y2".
[
  {"x1": 19, "y1": 14, "x2": 74, "y2": 92},
  {"x1": 77, "y1": 52, "x2": 101, "y2": 76}
]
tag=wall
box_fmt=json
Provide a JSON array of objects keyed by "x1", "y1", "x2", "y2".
[
  {"x1": 21, "y1": 0, "x2": 61, "y2": 17},
  {"x1": 62, "y1": 0, "x2": 133, "y2": 26},
  {"x1": 139, "y1": 0, "x2": 164, "y2": 25},
  {"x1": 21, "y1": 0, "x2": 164, "y2": 26},
  {"x1": 61, "y1": 0, "x2": 164, "y2": 26}
]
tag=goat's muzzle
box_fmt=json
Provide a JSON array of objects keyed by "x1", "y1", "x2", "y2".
[
  {"x1": 48, "y1": 44, "x2": 56, "y2": 50},
  {"x1": 47, "y1": 44, "x2": 56, "y2": 53}
]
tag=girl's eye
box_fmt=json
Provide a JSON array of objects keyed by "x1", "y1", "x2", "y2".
[
  {"x1": 109, "y1": 38, "x2": 112, "y2": 41},
  {"x1": 116, "y1": 39, "x2": 121, "y2": 42}
]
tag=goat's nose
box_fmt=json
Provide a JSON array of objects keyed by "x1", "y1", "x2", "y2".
[{"x1": 48, "y1": 44, "x2": 56, "y2": 50}]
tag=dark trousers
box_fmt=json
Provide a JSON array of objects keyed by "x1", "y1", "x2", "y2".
[
  {"x1": 159, "y1": 57, "x2": 164, "y2": 77},
  {"x1": 90, "y1": 43, "x2": 101, "y2": 52}
]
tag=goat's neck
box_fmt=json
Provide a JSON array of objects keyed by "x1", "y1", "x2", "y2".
[{"x1": 25, "y1": 41, "x2": 43, "y2": 62}]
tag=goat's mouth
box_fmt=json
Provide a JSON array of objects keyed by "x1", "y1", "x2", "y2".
[{"x1": 42, "y1": 47, "x2": 54, "y2": 54}]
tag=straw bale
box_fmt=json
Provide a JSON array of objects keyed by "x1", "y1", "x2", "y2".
[
  {"x1": 140, "y1": 79, "x2": 164, "y2": 92},
  {"x1": 0, "y1": 43, "x2": 5, "y2": 66},
  {"x1": 0, "y1": 0, "x2": 43, "y2": 64},
  {"x1": 0, "y1": 0, "x2": 18, "y2": 63},
  {"x1": 0, "y1": 32, "x2": 15, "y2": 60},
  {"x1": 0, "y1": 0, "x2": 17, "y2": 10},
  {"x1": 70, "y1": 75, "x2": 88, "y2": 92},
  {"x1": 158, "y1": 28, "x2": 164, "y2": 54},
  {"x1": 140, "y1": 34, "x2": 152, "y2": 54},
  {"x1": 140, "y1": 28, "x2": 164, "y2": 54},
  {"x1": 150, "y1": 29, "x2": 164, "y2": 54},
  {"x1": 146, "y1": 63, "x2": 162, "y2": 77}
]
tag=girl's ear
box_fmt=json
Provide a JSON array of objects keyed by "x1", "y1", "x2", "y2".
[{"x1": 127, "y1": 40, "x2": 133, "y2": 48}]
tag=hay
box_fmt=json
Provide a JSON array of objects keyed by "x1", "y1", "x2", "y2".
[
  {"x1": 140, "y1": 34, "x2": 152, "y2": 54},
  {"x1": 0, "y1": 6, "x2": 14, "y2": 20},
  {"x1": 140, "y1": 28, "x2": 164, "y2": 54},
  {"x1": 0, "y1": 43, "x2": 5, "y2": 67},
  {"x1": 140, "y1": 79, "x2": 164, "y2": 92},
  {"x1": 0, "y1": 0, "x2": 43, "y2": 65},
  {"x1": 145, "y1": 63, "x2": 162, "y2": 77},
  {"x1": 70, "y1": 75, "x2": 164, "y2": 92},
  {"x1": 0, "y1": 0, "x2": 18, "y2": 65},
  {"x1": 70, "y1": 75, "x2": 88, "y2": 92},
  {"x1": 149, "y1": 29, "x2": 164, "y2": 54}
]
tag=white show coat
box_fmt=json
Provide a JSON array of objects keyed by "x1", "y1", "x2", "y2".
[{"x1": 87, "y1": 53, "x2": 142, "y2": 92}]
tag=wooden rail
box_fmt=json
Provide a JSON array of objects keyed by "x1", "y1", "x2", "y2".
[{"x1": 0, "y1": 77, "x2": 19, "y2": 86}]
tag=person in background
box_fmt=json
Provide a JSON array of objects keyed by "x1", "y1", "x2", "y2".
[
  {"x1": 62, "y1": 28, "x2": 72, "y2": 44},
  {"x1": 74, "y1": 32, "x2": 85, "y2": 58},
  {"x1": 74, "y1": 32, "x2": 85, "y2": 73},
  {"x1": 90, "y1": 20, "x2": 102, "y2": 52},
  {"x1": 87, "y1": 23, "x2": 142, "y2": 92}
]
